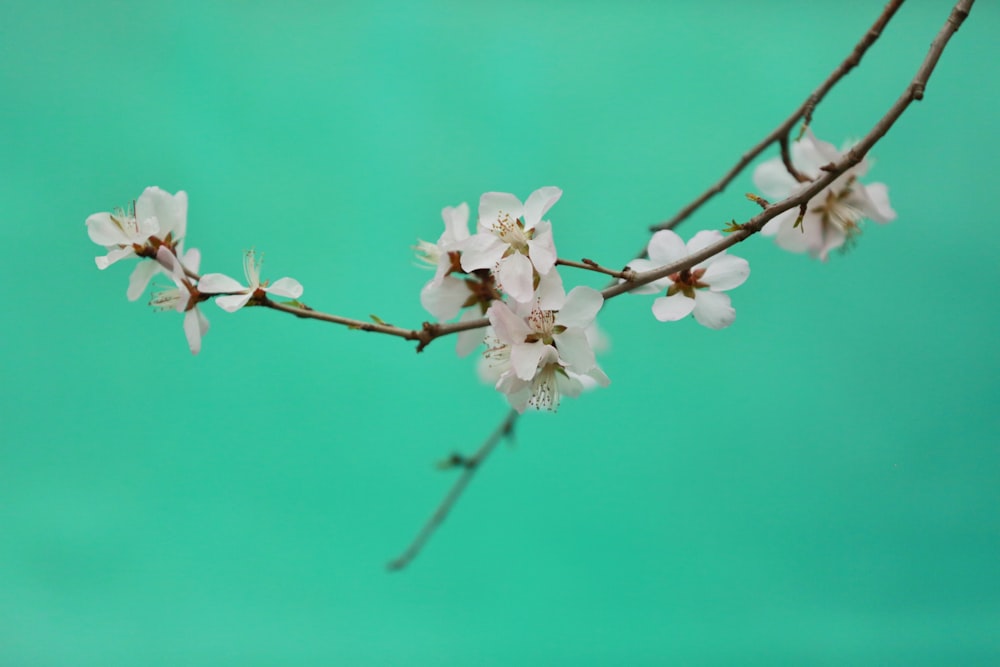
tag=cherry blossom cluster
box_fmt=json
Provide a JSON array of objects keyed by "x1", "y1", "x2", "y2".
[
  {"x1": 87, "y1": 131, "x2": 895, "y2": 413},
  {"x1": 85, "y1": 187, "x2": 303, "y2": 354}
]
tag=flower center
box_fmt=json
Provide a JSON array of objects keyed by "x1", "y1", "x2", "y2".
[
  {"x1": 667, "y1": 267, "x2": 708, "y2": 299},
  {"x1": 492, "y1": 211, "x2": 531, "y2": 254},
  {"x1": 109, "y1": 203, "x2": 140, "y2": 238},
  {"x1": 524, "y1": 308, "x2": 563, "y2": 345}
]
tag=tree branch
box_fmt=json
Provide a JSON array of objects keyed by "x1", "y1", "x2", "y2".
[
  {"x1": 387, "y1": 408, "x2": 519, "y2": 571},
  {"x1": 650, "y1": 0, "x2": 906, "y2": 233},
  {"x1": 384, "y1": 0, "x2": 975, "y2": 570}
]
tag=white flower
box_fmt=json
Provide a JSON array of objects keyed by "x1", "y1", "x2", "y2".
[
  {"x1": 150, "y1": 246, "x2": 209, "y2": 355},
  {"x1": 86, "y1": 200, "x2": 159, "y2": 270},
  {"x1": 418, "y1": 203, "x2": 474, "y2": 321},
  {"x1": 485, "y1": 286, "x2": 609, "y2": 412},
  {"x1": 198, "y1": 250, "x2": 303, "y2": 312},
  {"x1": 460, "y1": 187, "x2": 564, "y2": 307},
  {"x1": 124, "y1": 188, "x2": 189, "y2": 301},
  {"x1": 753, "y1": 130, "x2": 896, "y2": 260},
  {"x1": 629, "y1": 230, "x2": 750, "y2": 330}
]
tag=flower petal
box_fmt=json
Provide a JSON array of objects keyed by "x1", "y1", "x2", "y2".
[
  {"x1": 265, "y1": 277, "x2": 304, "y2": 299},
  {"x1": 527, "y1": 220, "x2": 557, "y2": 274},
  {"x1": 198, "y1": 273, "x2": 245, "y2": 294},
  {"x1": 752, "y1": 157, "x2": 799, "y2": 200},
  {"x1": 455, "y1": 310, "x2": 485, "y2": 358},
  {"x1": 214, "y1": 292, "x2": 253, "y2": 312},
  {"x1": 702, "y1": 254, "x2": 750, "y2": 291},
  {"x1": 420, "y1": 275, "x2": 470, "y2": 320},
  {"x1": 553, "y1": 328, "x2": 596, "y2": 373},
  {"x1": 136, "y1": 187, "x2": 188, "y2": 240},
  {"x1": 86, "y1": 212, "x2": 126, "y2": 246},
  {"x1": 625, "y1": 259, "x2": 667, "y2": 295},
  {"x1": 95, "y1": 246, "x2": 134, "y2": 270},
  {"x1": 687, "y1": 229, "x2": 724, "y2": 256},
  {"x1": 183, "y1": 307, "x2": 209, "y2": 355},
  {"x1": 692, "y1": 290, "x2": 736, "y2": 329},
  {"x1": 511, "y1": 341, "x2": 547, "y2": 381},
  {"x1": 127, "y1": 260, "x2": 161, "y2": 301},
  {"x1": 496, "y1": 253, "x2": 534, "y2": 303},
  {"x1": 459, "y1": 234, "x2": 506, "y2": 273},
  {"x1": 651, "y1": 293, "x2": 695, "y2": 322},
  {"x1": 478, "y1": 192, "x2": 524, "y2": 234},
  {"x1": 487, "y1": 301, "x2": 531, "y2": 344},
  {"x1": 440, "y1": 202, "x2": 471, "y2": 245},
  {"x1": 557, "y1": 286, "x2": 603, "y2": 329},
  {"x1": 761, "y1": 208, "x2": 797, "y2": 237},
  {"x1": 523, "y1": 186, "x2": 562, "y2": 228},
  {"x1": 850, "y1": 182, "x2": 896, "y2": 224},
  {"x1": 646, "y1": 229, "x2": 687, "y2": 265},
  {"x1": 534, "y1": 268, "x2": 566, "y2": 310}
]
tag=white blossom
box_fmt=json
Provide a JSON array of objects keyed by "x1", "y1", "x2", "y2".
[
  {"x1": 753, "y1": 130, "x2": 896, "y2": 260},
  {"x1": 629, "y1": 230, "x2": 750, "y2": 330},
  {"x1": 149, "y1": 246, "x2": 209, "y2": 354},
  {"x1": 460, "y1": 187, "x2": 564, "y2": 308},
  {"x1": 199, "y1": 250, "x2": 303, "y2": 312}
]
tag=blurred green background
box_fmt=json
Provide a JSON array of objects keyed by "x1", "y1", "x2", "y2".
[{"x1": 2, "y1": 1, "x2": 998, "y2": 664}]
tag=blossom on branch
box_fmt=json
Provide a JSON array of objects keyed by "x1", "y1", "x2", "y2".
[
  {"x1": 149, "y1": 246, "x2": 209, "y2": 355},
  {"x1": 629, "y1": 230, "x2": 750, "y2": 330},
  {"x1": 753, "y1": 130, "x2": 896, "y2": 260},
  {"x1": 485, "y1": 286, "x2": 609, "y2": 412},
  {"x1": 199, "y1": 250, "x2": 303, "y2": 312},
  {"x1": 460, "y1": 187, "x2": 565, "y2": 308}
]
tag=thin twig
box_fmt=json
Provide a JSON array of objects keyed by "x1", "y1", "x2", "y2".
[
  {"x1": 387, "y1": 408, "x2": 519, "y2": 571},
  {"x1": 650, "y1": 0, "x2": 906, "y2": 233},
  {"x1": 556, "y1": 257, "x2": 637, "y2": 281}
]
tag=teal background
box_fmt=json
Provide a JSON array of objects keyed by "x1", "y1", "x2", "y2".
[{"x1": 2, "y1": 1, "x2": 998, "y2": 664}]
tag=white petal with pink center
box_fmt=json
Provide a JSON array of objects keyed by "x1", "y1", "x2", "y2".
[
  {"x1": 753, "y1": 130, "x2": 896, "y2": 260},
  {"x1": 633, "y1": 229, "x2": 749, "y2": 330},
  {"x1": 460, "y1": 187, "x2": 564, "y2": 305},
  {"x1": 199, "y1": 250, "x2": 303, "y2": 312}
]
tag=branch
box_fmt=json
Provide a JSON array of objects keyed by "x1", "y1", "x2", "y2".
[
  {"x1": 384, "y1": 0, "x2": 975, "y2": 570},
  {"x1": 650, "y1": 0, "x2": 906, "y2": 233},
  {"x1": 387, "y1": 408, "x2": 519, "y2": 571},
  {"x1": 556, "y1": 257, "x2": 638, "y2": 281}
]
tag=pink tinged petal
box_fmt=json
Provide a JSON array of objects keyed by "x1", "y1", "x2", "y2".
[
  {"x1": 137, "y1": 187, "x2": 187, "y2": 240},
  {"x1": 214, "y1": 292, "x2": 253, "y2": 312},
  {"x1": 552, "y1": 328, "x2": 596, "y2": 373},
  {"x1": 526, "y1": 220, "x2": 557, "y2": 273},
  {"x1": 534, "y1": 269, "x2": 566, "y2": 311},
  {"x1": 555, "y1": 372, "x2": 584, "y2": 400},
  {"x1": 496, "y1": 372, "x2": 531, "y2": 413},
  {"x1": 511, "y1": 342, "x2": 547, "y2": 381},
  {"x1": 646, "y1": 229, "x2": 687, "y2": 265},
  {"x1": 854, "y1": 182, "x2": 896, "y2": 224},
  {"x1": 793, "y1": 130, "x2": 842, "y2": 176},
  {"x1": 624, "y1": 259, "x2": 665, "y2": 295},
  {"x1": 692, "y1": 290, "x2": 736, "y2": 330},
  {"x1": 584, "y1": 366, "x2": 611, "y2": 388},
  {"x1": 687, "y1": 229, "x2": 724, "y2": 256},
  {"x1": 459, "y1": 234, "x2": 506, "y2": 272},
  {"x1": 86, "y1": 212, "x2": 126, "y2": 245},
  {"x1": 198, "y1": 273, "x2": 245, "y2": 294},
  {"x1": 651, "y1": 293, "x2": 695, "y2": 322},
  {"x1": 455, "y1": 310, "x2": 485, "y2": 358},
  {"x1": 183, "y1": 307, "x2": 209, "y2": 355},
  {"x1": 761, "y1": 208, "x2": 797, "y2": 237},
  {"x1": 127, "y1": 260, "x2": 161, "y2": 301},
  {"x1": 181, "y1": 247, "x2": 201, "y2": 274},
  {"x1": 487, "y1": 302, "x2": 532, "y2": 344},
  {"x1": 265, "y1": 277, "x2": 303, "y2": 299},
  {"x1": 557, "y1": 286, "x2": 603, "y2": 328},
  {"x1": 701, "y1": 254, "x2": 750, "y2": 292},
  {"x1": 420, "y1": 275, "x2": 469, "y2": 320},
  {"x1": 441, "y1": 202, "x2": 470, "y2": 244},
  {"x1": 95, "y1": 246, "x2": 134, "y2": 270},
  {"x1": 478, "y1": 192, "x2": 524, "y2": 234},
  {"x1": 523, "y1": 186, "x2": 562, "y2": 228},
  {"x1": 752, "y1": 158, "x2": 799, "y2": 200},
  {"x1": 496, "y1": 253, "x2": 534, "y2": 303}
]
